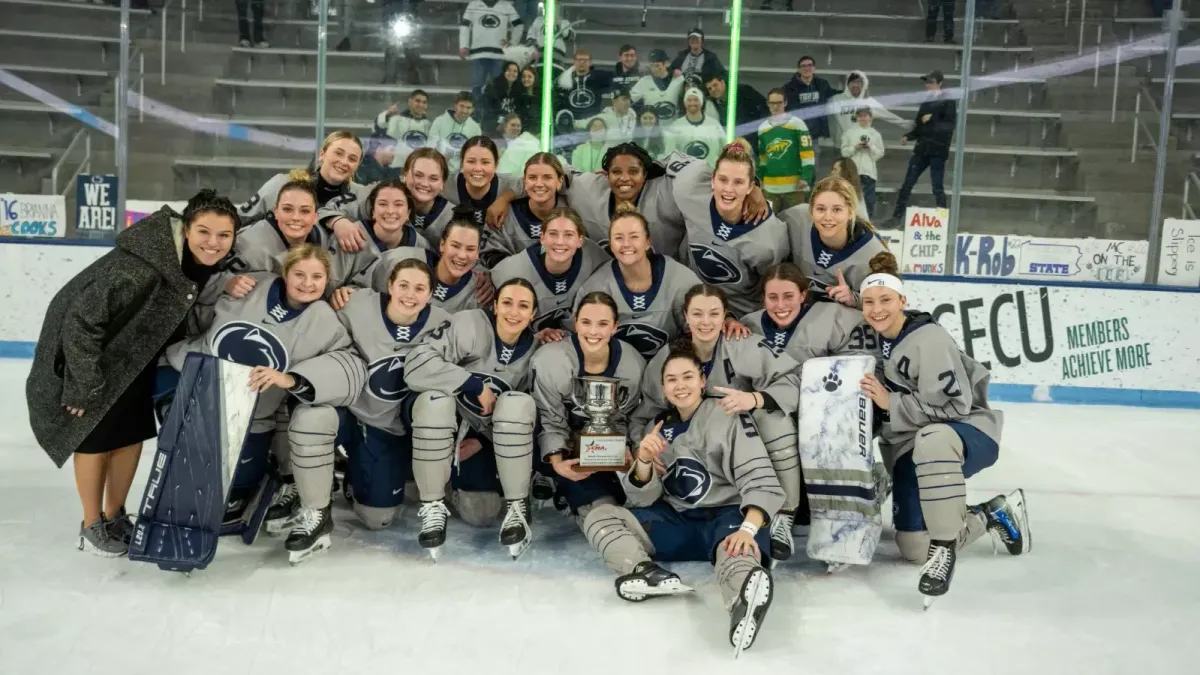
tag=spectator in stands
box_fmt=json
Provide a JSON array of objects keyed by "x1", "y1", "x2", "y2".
[
  {"x1": 431, "y1": 91, "x2": 484, "y2": 173},
  {"x1": 631, "y1": 49, "x2": 685, "y2": 123},
  {"x1": 704, "y1": 71, "x2": 769, "y2": 153},
  {"x1": 556, "y1": 49, "x2": 614, "y2": 131},
  {"x1": 613, "y1": 45, "x2": 646, "y2": 92},
  {"x1": 926, "y1": 0, "x2": 955, "y2": 44},
  {"x1": 599, "y1": 89, "x2": 638, "y2": 144},
  {"x1": 840, "y1": 108, "x2": 884, "y2": 219},
  {"x1": 759, "y1": 0, "x2": 793, "y2": 11},
  {"x1": 665, "y1": 87, "x2": 725, "y2": 167},
  {"x1": 572, "y1": 118, "x2": 614, "y2": 172},
  {"x1": 482, "y1": 61, "x2": 529, "y2": 133},
  {"x1": 374, "y1": 89, "x2": 431, "y2": 171},
  {"x1": 523, "y1": 13, "x2": 577, "y2": 76},
  {"x1": 521, "y1": 66, "x2": 542, "y2": 133},
  {"x1": 498, "y1": 113, "x2": 541, "y2": 174},
  {"x1": 757, "y1": 87, "x2": 815, "y2": 212},
  {"x1": 830, "y1": 158, "x2": 870, "y2": 222},
  {"x1": 634, "y1": 109, "x2": 667, "y2": 160},
  {"x1": 828, "y1": 71, "x2": 907, "y2": 143},
  {"x1": 671, "y1": 27, "x2": 724, "y2": 83},
  {"x1": 783, "y1": 56, "x2": 839, "y2": 173},
  {"x1": 460, "y1": 0, "x2": 524, "y2": 107},
  {"x1": 357, "y1": 137, "x2": 404, "y2": 185},
  {"x1": 888, "y1": 70, "x2": 956, "y2": 226},
  {"x1": 235, "y1": 0, "x2": 268, "y2": 48}
]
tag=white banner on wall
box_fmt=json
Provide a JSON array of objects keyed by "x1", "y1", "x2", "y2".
[
  {"x1": 126, "y1": 200, "x2": 188, "y2": 229},
  {"x1": 0, "y1": 194, "x2": 67, "y2": 238},
  {"x1": 1157, "y1": 218, "x2": 1200, "y2": 287},
  {"x1": 905, "y1": 279, "x2": 1198, "y2": 394},
  {"x1": 900, "y1": 207, "x2": 947, "y2": 275}
]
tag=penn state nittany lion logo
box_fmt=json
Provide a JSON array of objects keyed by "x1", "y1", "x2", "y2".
[
  {"x1": 211, "y1": 322, "x2": 289, "y2": 371},
  {"x1": 689, "y1": 243, "x2": 743, "y2": 285},
  {"x1": 663, "y1": 456, "x2": 712, "y2": 505},
  {"x1": 367, "y1": 355, "x2": 408, "y2": 403},
  {"x1": 403, "y1": 130, "x2": 428, "y2": 149},
  {"x1": 569, "y1": 88, "x2": 597, "y2": 109},
  {"x1": 652, "y1": 101, "x2": 677, "y2": 120},
  {"x1": 616, "y1": 323, "x2": 669, "y2": 359},
  {"x1": 534, "y1": 307, "x2": 573, "y2": 333},
  {"x1": 457, "y1": 373, "x2": 513, "y2": 416},
  {"x1": 447, "y1": 133, "x2": 468, "y2": 150},
  {"x1": 480, "y1": 13, "x2": 501, "y2": 28},
  {"x1": 683, "y1": 140, "x2": 710, "y2": 160}
]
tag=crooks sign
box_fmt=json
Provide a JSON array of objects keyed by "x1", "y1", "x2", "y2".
[{"x1": 1, "y1": 194, "x2": 66, "y2": 238}]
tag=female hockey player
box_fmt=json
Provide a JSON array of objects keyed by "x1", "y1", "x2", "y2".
[
  {"x1": 442, "y1": 135, "x2": 522, "y2": 229},
  {"x1": 367, "y1": 214, "x2": 490, "y2": 313},
  {"x1": 857, "y1": 252, "x2": 1028, "y2": 606},
  {"x1": 531, "y1": 291, "x2": 645, "y2": 519},
  {"x1": 340, "y1": 258, "x2": 452, "y2": 531},
  {"x1": 164, "y1": 244, "x2": 365, "y2": 565},
  {"x1": 404, "y1": 279, "x2": 541, "y2": 560},
  {"x1": 781, "y1": 175, "x2": 886, "y2": 307},
  {"x1": 632, "y1": 284, "x2": 803, "y2": 561},
  {"x1": 580, "y1": 341, "x2": 782, "y2": 656},
  {"x1": 491, "y1": 207, "x2": 608, "y2": 342},
  {"x1": 673, "y1": 143, "x2": 789, "y2": 317},
  {"x1": 403, "y1": 148, "x2": 455, "y2": 246},
  {"x1": 573, "y1": 206, "x2": 703, "y2": 361},
  {"x1": 27, "y1": 190, "x2": 239, "y2": 557},
  {"x1": 480, "y1": 152, "x2": 568, "y2": 267},
  {"x1": 240, "y1": 130, "x2": 368, "y2": 238},
  {"x1": 227, "y1": 179, "x2": 328, "y2": 281}
]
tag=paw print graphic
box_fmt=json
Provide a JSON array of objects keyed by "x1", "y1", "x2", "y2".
[{"x1": 822, "y1": 373, "x2": 841, "y2": 393}]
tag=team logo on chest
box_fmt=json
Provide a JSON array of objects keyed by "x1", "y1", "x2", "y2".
[
  {"x1": 367, "y1": 355, "x2": 409, "y2": 403},
  {"x1": 458, "y1": 374, "x2": 513, "y2": 415},
  {"x1": 663, "y1": 456, "x2": 713, "y2": 505},
  {"x1": 683, "y1": 140, "x2": 710, "y2": 160},
  {"x1": 403, "y1": 130, "x2": 427, "y2": 149},
  {"x1": 689, "y1": 243, "x2": 743, "y2": 285},
  {"x1": 652, "y1": 101, "x2": 677, "y2": 119},
  {"x1": 534, "y1": 307, "x2": 572, "y2": 333},
  {"x1": 616, "y1": 323, "x2": 669, "y2": 359},
  {"x1": 211, "y1": 321, "x2": 290, "y2": 371}
]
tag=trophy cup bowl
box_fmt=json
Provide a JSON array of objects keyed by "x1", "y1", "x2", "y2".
[{"x1": 566, "y1": 376, "x2": 630, "y2": 472}]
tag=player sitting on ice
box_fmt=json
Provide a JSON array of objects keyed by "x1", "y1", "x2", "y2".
[
  {"x1": 582, "y1": 341, "x2": 782, "y2": 656},
  {"x1": 856, "y1": 251, "x2": 1029, "y2": 607}
]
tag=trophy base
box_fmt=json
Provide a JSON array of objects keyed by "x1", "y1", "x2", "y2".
[{"x1": 572, "y1": 434, "x2": 630, "y2": 474}]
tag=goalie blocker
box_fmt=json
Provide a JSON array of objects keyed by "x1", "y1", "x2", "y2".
[{"x1": 129, "y1": 354, "x2": 260, "y2": 573}]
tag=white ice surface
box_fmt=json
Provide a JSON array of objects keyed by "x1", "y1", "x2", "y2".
[{"x1": 2, "y1": 358, "x2": 1199, "y2": 675}]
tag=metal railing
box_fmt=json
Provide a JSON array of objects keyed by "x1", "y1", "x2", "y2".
[
  {"x1": 115, "y1": 46, "x2": 146, "y2": 124},
  {"x1": 48, "y1": 127, "x2": 92, "y2": 197},
  {"x1": 1130, "y1": 88, "x2": 1162, "y2": 163},
  {"x1": 1184, "y1": 171, "x2": 1200, "y2": 219}
]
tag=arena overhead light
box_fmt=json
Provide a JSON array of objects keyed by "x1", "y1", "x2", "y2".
[{"x1": 390, "y1": 17, "x2": 413, "y2": 40}]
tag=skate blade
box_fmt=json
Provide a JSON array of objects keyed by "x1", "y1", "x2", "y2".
[
  {"x1": 617, "y1": 578, "x2": 694, "y2": 602},
  {"x1": 426, "y1": 546, "x2": 442, "y2": 562},
  {"x1": 826, "y1": 562, "x2": 851, "y2": 574},
  {"x1": 732, "y1": 570, "x2": 773, "y2": 660},
  {"x1": 265, "y1": 515, "x2": 300, "y2": 536},
  {"x1": 508, "y1": 538, "x2": 531, "y2": 560},
  {"x1": 288, "y1": 535, "x2": 331, "y2": 566},
  {"x1": 923, "y1": 595, "x2": 937, "y2": 611},
  {"x1": 1009, "y1": 488, "x2": 1032, "y2": 554}
]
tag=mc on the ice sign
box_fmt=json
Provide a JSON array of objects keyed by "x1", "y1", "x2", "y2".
[{"x1": 75, "y1": 174, "x2": 119, "y2": 240}]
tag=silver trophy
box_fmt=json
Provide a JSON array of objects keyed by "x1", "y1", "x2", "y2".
[{"x1": 568, "y1": 376, "x2": 629, "y2": 471}]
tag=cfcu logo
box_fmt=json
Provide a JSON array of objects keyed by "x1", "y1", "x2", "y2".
[{"x1": 1, "y1": 194, "x2": 63, "y2": 238}]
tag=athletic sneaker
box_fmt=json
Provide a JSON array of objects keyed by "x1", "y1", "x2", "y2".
[
  {"x1": 106, "y1": 506, "x2": 135, "y2": 545},
  {"x1": 79, "y1": 516, "x2": 127, "y2": 557}
]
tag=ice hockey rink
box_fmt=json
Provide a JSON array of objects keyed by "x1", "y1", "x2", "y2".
[{"x1": 1, "y1": 357, "x2": 1197, "y2": 675}]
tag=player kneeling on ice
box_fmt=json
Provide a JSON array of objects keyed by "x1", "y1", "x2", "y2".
[
  {"x1": 340, "y1": 258, "x2": 452, "y2": 531},
  {"x1": 404, "y1": 279, "x2": 540, "y2": 559},
  {"x1": 163, "y1": 244, "x2": 365, "y2": 565},
  {"x1": 857, "y1": 252, "x2": 1029, "y2": 607},
  {"x1": 582, "y1": 342, "x2": 783, "y2": 656}
]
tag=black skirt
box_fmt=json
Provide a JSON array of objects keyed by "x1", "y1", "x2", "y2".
[{"x1": 75, "y1": 362, "x2": 158, "y2": 455}]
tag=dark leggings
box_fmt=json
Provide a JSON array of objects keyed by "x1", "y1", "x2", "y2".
[{"x1": 235, "y1": 0, "x2": 265, "y2": 43}]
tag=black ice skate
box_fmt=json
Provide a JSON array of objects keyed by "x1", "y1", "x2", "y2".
[
  {"x1": 615, "y1": 561, "x2": 693, "y2": 602},
  {"x1": 982, "y1": 489, "x2": 1030, "y2": 556},
  {"x1": 531, "y1": 472, "x2": 556, "y2": 503},
  {"x1": 769, "y1": 510, "x2": 794, "y2": 563},
  {"x1": 499, "y1": 498, "x2": 532, "y2": 560},
  {"x1": 264, "y1": 479, "x2": 301, "y2": 535},
  {"x1": 285, "y1": 505, "x2": 333, "y2": 566},
  {"x1": 919, "y1": 540, "x2": 956, "y2": 609},
  {"x1": 730, "y1": 567, "x2": 774, "y2": 659},
  {"x1": 418, "y1": 500, "x2": 450, "y2": 561}
]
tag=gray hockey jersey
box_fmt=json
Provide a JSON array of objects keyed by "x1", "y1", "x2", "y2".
[
  {"x1": 337, "y1": 220, "x2": 431, "y2": 288},
  {"x1": 631, "y1": 335, "x2": 802, "y2": 444},
  {"x1": 574, "y1": 253, "x2": 702, "y2": 361},
  {"x1": 339, "y1": 290, "x2": 452, "y2": 436},
  {"x1": 744, "y1": 300, "x2": 878, "y2": 368},
  {"x1": 530, "y1": 335, "x2": 645, "y2": 460},
  {"x1": 164, "y1": 274, "x2": 366, "y2": 433},
  {"x1": 412, "y1": 196, "x2": 455, "y2": 248},
  {"x1": 623, "y1": 398, "x2": 785, "y2": 519},
  {"x1": 365, "y1": 246, "x2": 481, "y2": 314},
  {"x1": 674, "y1": 159, "x2": 788, "y2": 317},
  {"x1": 781, "y1": 206, "x2": 887, "y2": 304},
  {"x1": 230, "y1": 218, "x2": 363, "y2": 300},
  {"x1": 564, "y1": 156, "x2": 688, "y2": 258},
  {"x1": 479, "y1": 196, "x2": 567, "y2": 268},
  {"x1": 877, "y1": 311, "x2": 1003, "y2": 468},
  {"x1": 490, "y1": 239, "x2": 609, "y2": 332},
  {"x1": 237, "y1": 172, "x2": 370, "y2": 230},
  {"x1": 441, "y1": 171, "x2": 525, "y2": 230},
  {"x1": 404, "y1": 308, "x2": 538, "y2": 435}
]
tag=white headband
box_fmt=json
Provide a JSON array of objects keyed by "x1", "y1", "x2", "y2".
[{"x1": 860, "y1": 273, "x2": 905, "y2": 296}]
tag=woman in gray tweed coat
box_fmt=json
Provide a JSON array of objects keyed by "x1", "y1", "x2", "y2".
[{"x1": 25, "y1": 190, "x2": 240, "y2": 557}]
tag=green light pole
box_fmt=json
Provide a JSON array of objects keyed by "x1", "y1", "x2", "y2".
[
  {"x1": 539, "y1": 0, "x2": 557, "y2": 152},
  {"x1": 724, "y1": 0, "x2": 744, "y2": 143}
]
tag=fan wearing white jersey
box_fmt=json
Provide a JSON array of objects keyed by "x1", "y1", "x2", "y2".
[
  {"x1": 340, "y1": 258, "x2": 451, "y2": 531},
  {"x1": 632, "y1": 284, "x2": 803, "y2": 561},
  {"x1": 781, "y1": 175, "x2": 887, "y2": 307},
  {"x1": 581, "y1": 342, "x2": 781, "y2": 654},
  {"x1": 480, "y1": 152, "x2": 568, "y2": 267},
  {"x1": 573, "y1": 207, "x2": 703, "y2": 360},
  {"x1": 858, "y1": 252, "x2": 1028, "y2": 607},
  {"x1": 404, "y1": 279, "x2": 541, "y2": 560}
]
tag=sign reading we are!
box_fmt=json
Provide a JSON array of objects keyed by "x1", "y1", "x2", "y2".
[
  {"x1": 1, "y1": 193, "x2": 66, "y2": 238},
  {"x1": 75, "y1": 174, "x2": 119, "y2": 239}
]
